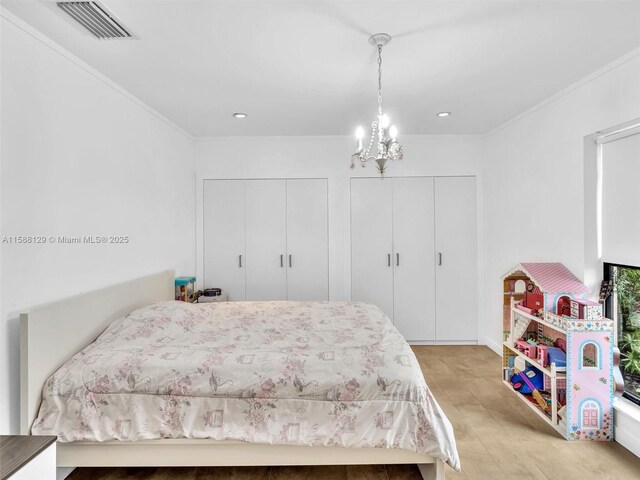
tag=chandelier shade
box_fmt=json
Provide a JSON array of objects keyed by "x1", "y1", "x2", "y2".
[{"x1": 351, "y1": 33, "x2": 403, "y2": 177}]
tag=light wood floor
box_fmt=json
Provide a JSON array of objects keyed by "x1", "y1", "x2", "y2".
[{"x1": 68, "y1": 346, "x2": 640, "y2": 480}]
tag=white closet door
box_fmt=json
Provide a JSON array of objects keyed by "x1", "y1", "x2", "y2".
[
  {"x1": 435, "y1": 176, "x2": 478, "y2": 342},
  {"x1": 245, "y1": 180, "x2": 287, "y2": 300},
  {"x1": 350, "y1": 178, "x2": 394, "y2": 319},
  {"x1": 286, "y1": 179, "x2": 329, "y2": 301},
  {"x1": 393, "y1": 177, "x2": 436, "y2": 342},
  {"x1": 203, "y1": 180, "x2": 245, "y2": 300}
]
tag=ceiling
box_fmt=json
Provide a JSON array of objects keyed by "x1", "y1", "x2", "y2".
[{"x1": 4, "y1": 1, "x2": 640, "y2": 137}]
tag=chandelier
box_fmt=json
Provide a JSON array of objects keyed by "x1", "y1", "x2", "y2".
[{"x1": 351, "y1": 33, "x2": 403, "y2": 177}]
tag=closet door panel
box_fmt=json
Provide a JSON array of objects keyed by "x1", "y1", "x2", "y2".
[
  {"x1": 286, "y1": 179, "x2": 329, "y2": 301},
  {"x1": 350, "y1": 178, "x2": 394, "y2": 319},
  {"x1": 245, "y1": 180, "x2": 287, "y2": 300},
  {"x1": 393, "y1": 177, "x2": 436, "y2": 342},
  {"x1": 435, "y1": 176, "x2": 478, "y2": 342},
  {"x1": 203, "y1": 180, "x2": 246, "y2": 300}
]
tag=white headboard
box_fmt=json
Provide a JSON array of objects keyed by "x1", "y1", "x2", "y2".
[{"x1": 20, "y1": 270, "x2": 174, "y2": 434}]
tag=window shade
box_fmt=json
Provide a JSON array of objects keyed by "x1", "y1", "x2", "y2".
[{"x1": 602, "y1": 132, "x2": 640, "y2": 266}]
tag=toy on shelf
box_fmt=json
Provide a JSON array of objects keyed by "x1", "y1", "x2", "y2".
[
  {"x1": 175, "y1": 276, "x2": 196, "y2": 302},
  {"x1": 515, "y1": 339, "x2": 536, "y2": 359},
  {"x1": 569, "y1": 298, "x2": 603, "y2": 320},
  {"x1": 536, "y1": 344, "x2": 549, "y2": 367},
  {"x1": 515, "y1": 303, "x2": 538, "y2": 316},
  {"x1": 510, "y1": 366, "x2": 549, "y2": 412},
  {"x1": 501, "y1": 262, "x2": 619, "y2": 442},
  {"x1": 547, "y1": 346, "x2": 566, "y2": 367},
  {"x1": 510, "y1": 366, "x2": 544, "y2": 394}
]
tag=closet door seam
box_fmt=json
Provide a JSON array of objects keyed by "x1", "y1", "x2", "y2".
[
  {"x1": 391, "y1": 178, "x2": 396, "y2": 325},
  {"x1": 243, "y1": 180, "x2": 247, "y2": 298},
  {"x1": 285, "y1": 180, "x2": 289, "y2": 300},
  {"x1": 433, "y1": 178, "x2": 438, "y2": 342}
]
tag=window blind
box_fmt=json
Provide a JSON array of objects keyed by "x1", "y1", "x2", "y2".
[{"x1": 602, "y1": 131, "x2": 640, "y2": 266}]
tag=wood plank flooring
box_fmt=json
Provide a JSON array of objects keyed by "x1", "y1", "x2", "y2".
[{"x1": 68, "y1": 346, "x2": 640, "y2": 480}]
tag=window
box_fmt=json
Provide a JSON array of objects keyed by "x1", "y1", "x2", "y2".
[
  {"x1": 580, "y1": 341, "x2": 600, "y2": 369},
  {"x1": 604, "y1": 263, "x2": 640, "y2": 404},
  {"x1": 600, "y1": 130, "x2": 640, "y2": 267},
  {"x1": 599, "y1": 127, "x2": 640, "y2": 405},
  {"x1": 580, "y1": 400, "x2": 601, "y2": 429},
  {"x1": 557, "y1": 295, "x2": 571, "y2": 316}
]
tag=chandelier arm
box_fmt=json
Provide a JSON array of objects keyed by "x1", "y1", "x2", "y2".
[{"x1": 353, "y1": 153, "x2": 379, "y2": 164}]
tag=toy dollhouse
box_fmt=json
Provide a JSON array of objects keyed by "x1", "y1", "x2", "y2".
[{"x1": 502, "y1": 263, "x2": 616, "y2": 441}]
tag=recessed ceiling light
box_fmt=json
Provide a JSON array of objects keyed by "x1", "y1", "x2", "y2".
[
  {"x1": 233, "y1": 113, "x2": 248, "y2": 119},
  {"x1": 436, "y1": 111, "x2": 451, "y2": 118}
]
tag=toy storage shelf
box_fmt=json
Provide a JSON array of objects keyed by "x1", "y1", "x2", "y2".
[
  {"x1": 501, "y1": 379, "x2": 567, "y2": 437},
  {"x1": 502, "y1": 263, "x2": 617, "y2": 442},
  {"x1": 502, "y1": 342, "x2": 566, "y2": 377},
  {"x1": 511, "y1": 306, "x2": 566, "y2": 335}
]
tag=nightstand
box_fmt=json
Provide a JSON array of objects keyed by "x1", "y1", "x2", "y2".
[{"x1": 0, "y1": 435, "x2": 56, "y2": 480}]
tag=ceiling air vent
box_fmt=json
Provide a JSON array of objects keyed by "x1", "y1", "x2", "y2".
[{"x1": 57, "y1": 1, "x2": 138, "y2": 39}]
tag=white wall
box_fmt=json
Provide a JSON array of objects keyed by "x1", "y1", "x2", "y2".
[
  {"x1": 195, "y1": 134, "x2": 485, "y2": 339},
  {"x1": 483, "y1": 49, "x2": 640, "y2": 351},
  {"x1": 0, "y1": 12, "x2": 195, "y2": 434}
]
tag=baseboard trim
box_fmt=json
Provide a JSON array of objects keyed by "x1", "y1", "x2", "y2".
[
  {"x1": 614, "y1": 398, "x2": 640, "y2": 458},
  {"x1": 484, "y1": 336, "x2": 502, "y2": 355},
  {"x1": 57, "y1": 467, "x2": 75, "y2": 480}
]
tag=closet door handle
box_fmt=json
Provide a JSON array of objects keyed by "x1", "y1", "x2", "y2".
[
  {"x1": 387, "y1": 254, "x2": 391, "y2": 267},
  {"x1": 280, "y1": 254, "x2": 284, "y2": 268},
  {"x1": 239, "y1": 255, "x2": 243, "y2": 268},
  {"x1": 289, "y1": 254, "x2": 292, "y2": 268},
  {"x1": 396, "y1": 253, "x2": 400, "y2": 266},
  {"x1": 438, "y1": 253, "x2": 442, "y2": 266}
]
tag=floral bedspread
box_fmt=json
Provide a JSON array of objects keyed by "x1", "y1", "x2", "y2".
[{"x1": 32, "y1": 301, "x2": 459, "y2": 469}]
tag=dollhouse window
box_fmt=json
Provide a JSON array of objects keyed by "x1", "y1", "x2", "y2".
[
  {"x1": 514, "y1": 280, "x2": 526, "y2": 294},
  {"x1": 580, "y1": 341, "x2": 601, "y2": 370},
  {"x1": 556, "y1": 295, "x2": 571, "y2": 316},
  {"x1": 580, "y1": 400, "x2": 601, "y2": 429}
]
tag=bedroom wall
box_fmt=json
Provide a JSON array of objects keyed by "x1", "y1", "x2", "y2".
[
  {"x1": 194, "y1": 134, "x2": 486, "y2": 338},
  {"x1": 0, "y1": 12, "x2": 195, "y2": 434},
  {"x1": 483, "y1": 48, "x2": 640, "y2": 353}
]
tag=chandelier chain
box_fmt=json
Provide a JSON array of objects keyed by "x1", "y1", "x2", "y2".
[{"x1": 377, "y1": 45, "x2": 383, "y2": 116}]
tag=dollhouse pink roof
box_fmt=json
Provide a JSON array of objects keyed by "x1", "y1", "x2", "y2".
[{"x1": 519, "y1": 263, "x2": 589, "y2": 294}]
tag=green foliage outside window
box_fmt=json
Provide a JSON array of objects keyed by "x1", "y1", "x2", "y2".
[{"x1": 614, "y1": 267, "x2": 640, "y2": 397}]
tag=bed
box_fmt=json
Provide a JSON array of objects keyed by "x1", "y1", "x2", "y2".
[{"x1": 21, "y1": 271, "x2": 458, "y2": 479}]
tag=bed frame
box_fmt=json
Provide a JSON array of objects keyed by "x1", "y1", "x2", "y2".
[{"x1": 20, "y1": 270, "x2": 445, "y2": 480}]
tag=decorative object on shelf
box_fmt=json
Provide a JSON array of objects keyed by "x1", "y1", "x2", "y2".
[
  {"x1": 501, "y1": 262, "x2": 620, "y2": 441},
  {"x1": 175, "y1": 276, "x2": 196, "y2": 302},
  {"x1": 569, "y1": 298, "x2": 603, "y2": 320},
  {"x1": 198, "y1": 288, "x2": 228, "y2": 303},
  {"x1": 598, "y1": 279, "x2": 613, "y2": 302},
  {"x1": 546, "y1": 346, "x2": 567, "y2": 367},
  {"x1": 515, "y1": 339, "x2": 537, "y2": 359},
  {"x1": 351, "y1": 33, "x2": 403, "y2": 178},
  {"x1": 510, "y1": 366, "x2": 544, "y2": 394}
]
